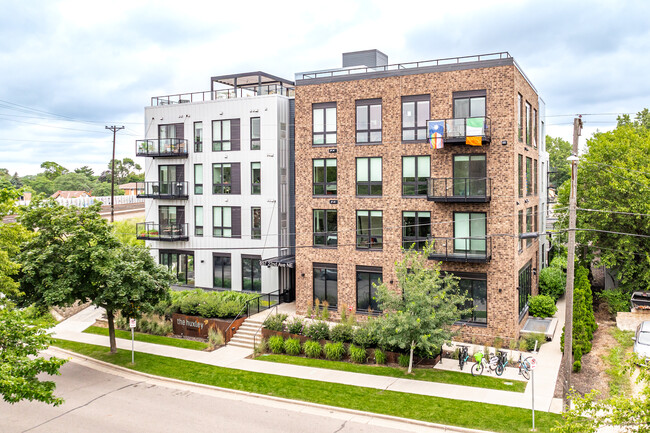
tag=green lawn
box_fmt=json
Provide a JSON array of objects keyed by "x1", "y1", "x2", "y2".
[
  {"x1": 256, "y1": 354, "x2": 527, "y2": 392},
  {"x1": 82, "y1": 326, "x2": 208, "y2": 351},
  {"x1": 52, "y1": 339, "x2": 563, "y2": 433}
]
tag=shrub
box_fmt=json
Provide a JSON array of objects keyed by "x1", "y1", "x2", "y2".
[
  {"x1": 284, "y1": 338, "x2": 301, "y2": 356},
  {"x1": 492, "y1": 337, "x2": 504, "y2": 349},
  {"x1": 525, "y1": 332, "x2": 546, "y2": 351},
  {"x1": 398, "y1": 353, "x2": 410, "y2": 368},
  {"x1": 349, "y1": 344, "x2": 368, "y2": 364},
  {"x1": 599, "y1": 288, "x2": 630, "y2": 315},
  {"x1": 572, "y1": 360, "x2": 581, "y2": 372},
  {"x1": 268, "y1": 335, "x2": 285, "y2": 354},
  {"x1": 518, "y1": 338, "x2": 528, "y2": 352},
  {"x1": 304, "y1": 321, "x2": 330, "y2": 341},
  {"x1": 303, "y1": 340, "x2": 322, "y2": 358},
  {"x1": 320, "y1": 301, "x2": 330, "y2": 320},
  {"x1": 324, "y1": 342, "x2": 345, "y2": 361},
  {"x1": 528, "y1": 295, "x2": 558, "y2": 317},
  {"x1": 374, "y1": 348, "x2": 387, "y2": 365},
  {"x1": 550, "y1": 255, "x2": 568, "y2": 272},
  {"x1": 330, "y1": 323, "x2": 353, "y2": 343},
  {"x1": 208, "y1": 327, "x2": 225, "y2": 349},
  {"x1": 286, "y1": 317, "x2": 304, "y2": 335},
  {"x1": 263, "y1": 314, "x2": 287, "y2": 332},
  {"x1": 171, "y1": 289, "x2": 256, "y2": 319},
  {"x1": 539, "y1": 267, "x2": 566, "y2": 301},
  {"x1": 254, "y1": 338, "x2": 268, "y2": 356},
  {"x1": 352, "y1": 321, "x2": 379, "y2": 348}
]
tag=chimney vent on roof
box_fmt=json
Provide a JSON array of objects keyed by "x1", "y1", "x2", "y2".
[{"x1": 342, "y1": 49, "x2": 388, "y2": 68}]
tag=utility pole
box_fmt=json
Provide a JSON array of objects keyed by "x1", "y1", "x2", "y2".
[
  {"x1": 106, "y1": 125, "x2": 125, "y2": 223},
  {"x1": 562, "y1": 116, "x2": 582, "y2": 411}
]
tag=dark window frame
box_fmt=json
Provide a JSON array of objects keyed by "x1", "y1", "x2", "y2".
[
  {"x1": 518, "y1": 261, "x2": 532, "y2": 318},
  {"x1": 312, "y1": 102, "x2": 337, "y2": 146},
  {"x1": 213, "y1": 206, "x2": 232, "y2": 238},
  {"x1": 356, "y1": 266, "x2": 382, "y2": 313},
  {"x1": 402, "y1": 155, "x2": 430, "y2": 196},
  {"x1": 242, "y1": 255, "x2": 262, "y2": 292},
  {"x1": 212, "y1": 119, "x2": 232, "y2": 151},
  {"x1": 356, "y1": 210, "x2": 383, "y2": 250},
  {"x1": 401, "y1": 95, "x2": 430, "y2": 142},
  {"x1": 526, "y1": 207, "x2": 533, "y2": 248},
  {"x1": 312, "y1": 158, "x2": 337, "y2": 196},
  {"x1": 194, "y1": 164, "x2": 203, "y2": 195},
  {"x1": 452, "y1": 90, "x2": 487, "y2": 119},
  {"x1": 194, "y1": 121, "x2": 203, "y2": 152},
  {"x1": 526, "y1": 101, "x2": 532, "y2": 146},
  {"x1": 194, "y1": 205, "x2": 203, "y2": 237},
  {"x1": 250, "y1": 117, "x2": 261, "y2": 150},
  {"x1": 356, "y1": 99, "x2": 382, "y2": 144},
  {"x1": 212, "y1": 163, "x2": 232, "y2": 194},
  {"x1": 251, "y1": 207, "x2": 261, "y2": 240},
  {"x1": 534, "y1": 159, "x2": 538, "y2": 196},
  {"x1": 518, "y1": 154, "x2": 524, "y2": 198},
  {"x1": 356, "y1": 156, "x2": 382, "y2": 196},
  {"x1": 160, "y1": 250, "x2": 194, "y2": 286},
  {"x1": 526, "y1": 157, "x2": 533, "y2": 196},
  {"x1": 251, "y1": 162, "x2": 261, "y2": 195},
  {"x1": 454, "y1": 272, "x2": 488, "y2": 326},
  {"x1": 402, "y1": 211, "x2": 431, "y2": 250},
  {"x1": 213, "y1": 253, "x2": 231, "y2": 289},
  {"x1": 452, "y1": 153, "x2": 487, "y2": 197},
  {"x1": 313, "y1": 209, "x2": 337, "y2": 247},
  {"x1": 453, "y1": 211, "x2": 487, "y2": 254},
  {"x1": 518, "y1": 209, "x2": 524, "y2": 252},
  {"x1": 313, "y1": 263, "x2": 338, "y2": 308},
  {"x1": 517, "y1": 93, "x2": 523, "y2": 142}
]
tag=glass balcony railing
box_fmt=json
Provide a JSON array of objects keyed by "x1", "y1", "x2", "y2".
[
  {"x1": 429, "y1": 117, "x2": 491, "y2": 145},
  {"x1": 150, "y1": 85, "x2": 295, "y2": 106},
  {"x1": 136, "y1": 222, "x2": 189, "y2": 241},
  {"x1": 428, "y1": 236, "x2": 491, "y2": 263},
  {"x1": 135, "y1": 139, "x2": 188, "y2": 157},
  {"x1": 427, "y1": 178, "x2": 491, "y2": 202},
  {"x1": 136, "y1": 182, "x2": 189, "y2": 199}
]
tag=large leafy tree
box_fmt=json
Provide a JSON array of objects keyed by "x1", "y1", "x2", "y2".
[
  {"x1": 18, "y1": 199, "x2": 173, "y2": 353},
  {"x1": 40, "y1": 161, "x2": 69, "y2": 181},
  {"x1": 547, "y1": 136, "x2": 572, "y2": 189},
  {"x1": 556, "y1": 109, "x2": 650, "y2": 295},
  {"x1": 374, "y1": 244, "x2": 468, "y2": 373},
  {"x1": 52, "y1": 172, "x2": 94, "y2": 193}
]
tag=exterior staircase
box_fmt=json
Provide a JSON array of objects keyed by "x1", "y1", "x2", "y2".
[{"x1": 228, "y1": 317, "x2": 265, "y2": 349}]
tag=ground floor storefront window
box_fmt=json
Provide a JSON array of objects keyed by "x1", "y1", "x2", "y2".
[{"x1": 160, "y1": 250, "x2": 194, "y2": 286}]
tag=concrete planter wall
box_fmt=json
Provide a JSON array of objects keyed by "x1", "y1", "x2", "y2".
[{"x1": 172, "y1": 313, "x2": 246, "y2": 342}]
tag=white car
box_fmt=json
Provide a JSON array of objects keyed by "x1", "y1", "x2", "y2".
[{"x1": 633, "y1": 321, "x2": 650, "y2": 363}]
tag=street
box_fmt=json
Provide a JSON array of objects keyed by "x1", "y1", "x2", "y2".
[{"x1": 0, "y1": 357, "x2": 447, "y2": 433}]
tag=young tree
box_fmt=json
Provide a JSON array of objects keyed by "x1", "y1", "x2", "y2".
[
  {"x1": 18, "y1": 199, "x2": 173, "y2": 353},
  {"x1": 547, "y1": 136, "x2": 572, "y2": 189},
  {"x1": 374, "y1": 244, "x2": 469, "y2": 373}
]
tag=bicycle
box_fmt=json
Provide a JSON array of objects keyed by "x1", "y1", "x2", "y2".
[
  {"x1": 458, "y1": 345, "x2": 470, "y2": 371},
  {"x1": 495, "y1": 350, "x2": 508, "y2": 376},
  {"x1": 518, "y1": 353, "x2": 532, "y2": 380},
  {"x1": 471, "y1": 351, "x2": 499, "y2": 376}
]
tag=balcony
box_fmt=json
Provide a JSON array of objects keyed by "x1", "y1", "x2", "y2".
[
  {"x1": 429, "y1": 117, "x2": 491, "y2": 145},
  {"x1": 428, "y1": 237, "x2": 492, "y2": 263},
  {"x1": 135, "y1": 139, "x2": 188, "y2": 158},
  {"x1": 137, "y1": 182, "x2": 189, "y2": 199},
  {"x1": 427, "y1": 178, "x2": 491, "y2": 202},
  {"x1": 136, "y1": 222, "x2": 189, "y2": 241}
]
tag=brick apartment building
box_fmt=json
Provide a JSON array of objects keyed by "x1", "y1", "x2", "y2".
[{"x1": 294, "y1": 50, "x2": 546, "y2": 342}]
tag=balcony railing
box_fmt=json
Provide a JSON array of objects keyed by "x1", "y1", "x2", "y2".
[
  {"x1": 427, "y1": 178, "x2": 491, "y2": 202},
  {"x1": 430, "y1": 117, "x2": 491, "y2": 145},
  {"x1": 135, "y1": 139, "x2": 188, "y2": 157},
  {"x1": 136, "y1": 182, "x2": 189, "y2": 199},
  {"x1": 150, "y1": 85, "x2": 295, "y2": 106},
  {"x1": 136, "y1": 222, "x2": 189, "y2": 241},
  {"x1": 428, "y1": 236, "x2": 492, "y2": 263}
]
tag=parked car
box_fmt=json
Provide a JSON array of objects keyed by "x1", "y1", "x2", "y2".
[{"x1": 633, "y1": 320, "x2": 650, "y2": 363}]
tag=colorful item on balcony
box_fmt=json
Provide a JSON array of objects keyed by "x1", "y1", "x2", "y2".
[
  {"x1": 428, "y1": 120, "x2": 444, "y2": 149},
  {"x1": 465, "y1": 117, "x2": 484, "y2": 146}
]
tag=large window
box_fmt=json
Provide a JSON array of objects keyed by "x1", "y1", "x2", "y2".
[
  {"x1": 453, "y1": 95, "x2": 486, "y2": 119},
  {"x1": 213, "y1": 206, "x2": 232, "y2": 238},
  {"x1": 526, "y1": 157, "x2": 533, "y2": 196},
  {"x1": 194, "y1": 206, "x2": 203, "y2": 237},
  {"x1": 313, "y1": 159, "x2": 337, "y2": 195},
  {"x1": 518, "y1": 209, "x2": 524, "y2": 252},
  {"x1": 251, "y1": 162, "x2": 261, "y2": 195},
  {"x1": 213, "y1": 254, "x2": 231, "y2": 289},
  {"x1": 242, "y1": 256, "x2": 262, "y2": 292},
  {"x1": 356, "y1": 157, "x2": 382, "y2": 196},
  {"x1": 313, "y1": 103, "x2": 337, "y2": 145},
  {"x1": 313, "y1": 264, "x2": 337, "y2": 308},
  {"x1": 518, "y1": 154, "x2": 524, "y2": 198},
  {"x1": 356, "y1": 99, "x2": 382, "y2": 144},
  {"x1": 159, "y1": 124, "x2": 178, "y2": 142},
  {"x1": 194, "y1": 121, "x2": 203, "y2": 152},
  {"x1": 250, "y1": 117, "x2": 260, "y2": 150},
  {"x1": 526, "y1": 207, "x2": 533, "y2": 248},
  {"x1": 454, "y1": 212, "x2": 486, "y2": 254},
  {"x1": 194, "y1": 164, "x2": 203, "y2": 195},
  {"x1": 160, "y1": 251, "x2": 194, "y2": 286},
  {"x1": 251, "y1": 207, "x2": 261, "y2": 240},
  {"x1": 313, "y1": 209, "x2": 337, "y2": 247},
  {"x1": 517, "y1": 93, "x2": 523, "y2": 141},
  {"x1": 356, "y1": 210, "x2": 383, "y2": 250},
  {"x1": 402, "y1": 96, "x2": 430, "y2": 141},
  {"x1": 159, "y1": 205, "x2": 183, "y2": 227},
  {"x1": 457, "y1": 273, "x2": 487, "y2": 325},
  {"x1": 212, "y1": 120, "x2": 231, "y2": 151},
  {"x1": 519, "y1": 261, "x2": 532, "y2": 316},
  {"x1": 453, "y1": 154, "x2": 486, "y2": 197},
  {"x1": 526, "y1": 102, "x2": 532, "y2": 145},
  {"x1": 402, "y1": 156, "x2": 430, "y2": 196},
  {"x1": 402, "y1": 211, "x2": 431, "y2": 250},
  {"x1": 213, "y1": 163, "x2": 232, "y2": 194},
  {"x1": 356, "y1": 267, "x2": 382, "y2": 312}
]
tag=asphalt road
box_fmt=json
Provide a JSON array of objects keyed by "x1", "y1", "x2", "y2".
[{"x1": 0, "y1": 358, "x2": 448, "y2": 433}]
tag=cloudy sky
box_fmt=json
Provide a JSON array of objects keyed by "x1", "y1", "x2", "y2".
[{"x1": 1, "y1": 0, "x2": 648, "y2": 176}]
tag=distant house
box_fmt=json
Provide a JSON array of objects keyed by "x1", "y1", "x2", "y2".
[
  {"x1": 119, "y1": 182, "x2": 139, "y2": 196},
  {"x1": 51, "y1": 191, "x2": 91, "y2": 199}
]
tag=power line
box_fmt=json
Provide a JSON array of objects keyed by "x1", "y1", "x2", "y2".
[{"x1": 577, "y1": 208, "x2": 650, "y2": 217}]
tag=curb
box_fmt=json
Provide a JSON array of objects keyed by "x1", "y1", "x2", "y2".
[{"x1": 47, "y1": 346, "x2": 495, "y2": 433}]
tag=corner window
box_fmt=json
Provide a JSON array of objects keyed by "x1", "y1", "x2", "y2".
[
  {"x1": 454, "y1": 212, "x2": 486, "y2": 254},
  {"x1": 356, "y1": 210, "x2": 383, "y2": 250},
  {"x1": 313, "y1": 103, "x2": 337, "y2": 145},
  {"x1": 213, "y1": 254, "x2": 231, "y2": 289},
  {"x1": 356, "y1": 267, "x2": 382, "y2": 312},
  {"x1": 313, "y1": 264, "x2": 337, "y2": 308},
  {"x1": 251, "y1": 207, "x2": 261, "y2": 240},
  {"x1": 356, "y1": 99, "x2": 382, "y2": 144},
  {"x1": 313, "y1": 159, "x2": 337, "y2": 195},
  {"x1": 212, "y1": 120, "x2": 231, "y2": 151},
  {"x1": 356, "y1": 157, "x2": 382, "y2": 196},
  {"x1": 194, "y1": 122, "x2": 203, "y2": 152},
  {"x1": 194, "y1": 206, "x2": 203, "y2": 237},
  {"x1": 402, "y1": 211, "x2": 430, "y2": 250},
  {"x1": 457, "y1": 274, "x2": 487, "y2": 324},
  {"x1": 213, "y1": 206, "x2": 232, "y2": 238},
  {"x1": 242, "y1": 256, "x2": 261, "y2": 292},
  {"x1": 251, "y1": 162, "x2": 261, "y2": 195},
  {"x1": 313, "y1": 209, "x2": 337, "y2": 247},
  {"x1": 402, "y1": 95, "x2": 430, "y2": 141},
  {"x1": 250, "y1": 117, "x2": 260, "y2": 150},
  {"x1": 402, "y1": 156, "x2": 430, "y2": 196},
  {"x1": 194, "y1": 164, "x2": 203, "y2": 195}
]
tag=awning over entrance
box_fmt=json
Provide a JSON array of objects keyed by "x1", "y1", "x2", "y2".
[{"x1": 260, "y1": 255, "x2": 295, "y2": 268}]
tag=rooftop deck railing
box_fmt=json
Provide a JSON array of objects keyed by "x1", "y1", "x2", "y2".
[{"x1": 151, "y1": 84, "x2": 295, "y2": 106}]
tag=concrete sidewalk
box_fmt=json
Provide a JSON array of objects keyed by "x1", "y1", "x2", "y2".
[{"x1": 51, "y1": 304, "x2": 565, "y2": 413}]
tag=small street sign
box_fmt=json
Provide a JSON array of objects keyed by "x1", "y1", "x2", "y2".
[
  {"x1": 129, "y1": 318, "x2": 137, "y2": 329},
  {"x1": 530, "y1": 357, "x2": 537, "y2": 370}
]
